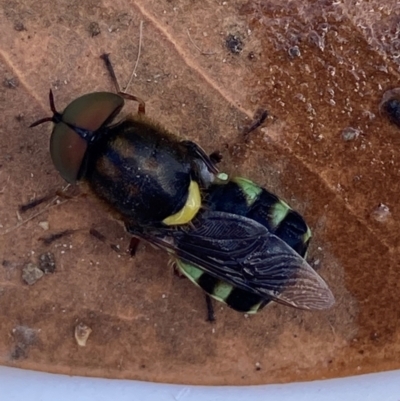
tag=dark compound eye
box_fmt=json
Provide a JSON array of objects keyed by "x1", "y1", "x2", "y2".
[
  {"x1": 380, "y1": 88, "x2": 400, "y2": 128},
  {"x1": 60, "y1": 92, "x2": 124, "y2": 131},
  {"x1": 48, "y1": 92, "x2": 124, "y2": 183},
  {"x1": 50, "y1": 122, "x2": 89, "y2": 183}
]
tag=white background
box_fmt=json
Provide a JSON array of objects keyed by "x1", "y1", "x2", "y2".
[{"x1": 1, "y1": 366, "x2": 400, "y2": 401}]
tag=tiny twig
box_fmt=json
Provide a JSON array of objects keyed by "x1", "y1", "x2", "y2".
[
  {"x1": 124, "y1": 20, "x2": 144, "y2": 92},
  {"x1": 187, "y1": 29, "x2": 216, "y2": 56}
]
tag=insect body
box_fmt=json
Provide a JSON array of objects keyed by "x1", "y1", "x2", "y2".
[
  {"x1": 129, "y1": 175, "x2": 334, "y2": 313},
  {"x1": 206, "y1": 176, "x2": 311, "y2": 257},
  {"x1": 78, "y1": 115, "x2": 217, "y2": 226},
  {"x1": 31, "y1": 54, "x2": 334, "y2": 315}
]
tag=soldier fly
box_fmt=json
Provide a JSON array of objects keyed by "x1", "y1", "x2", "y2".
[{"x1": 30, "y1": 54, "x2": 334, "y2": 318}]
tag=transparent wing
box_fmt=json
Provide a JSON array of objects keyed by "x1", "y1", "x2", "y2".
[{"x1": 132, "y1": 211, "x2": 335, "y2": 310}]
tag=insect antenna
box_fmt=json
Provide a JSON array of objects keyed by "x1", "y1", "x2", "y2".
[{"x1": 29, "y1": 90, "x2": 63, "y2": 127}]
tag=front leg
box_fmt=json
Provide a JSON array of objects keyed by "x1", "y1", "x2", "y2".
[{"x1": 205, "y1": 294, "x2": 216, "y2": 323}]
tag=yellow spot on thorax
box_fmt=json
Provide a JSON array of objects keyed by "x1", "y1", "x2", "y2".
[{"x1": 162, "y1": 181, "x2": 201, "y2": 225}]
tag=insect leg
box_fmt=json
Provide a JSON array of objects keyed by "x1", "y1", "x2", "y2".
[
  {"x1": 205, "y1": 294, "x2": 215, "y2": 323},
  {"x1": 208, "y1": 150, "x2": 223, "y2": 165},
  {"x1": 89, "y1": 228, "x2": 121, "y2": 254},
  {"x1": 19, "y1": 193, "x2": 57, "y2": 213},
  {"x1": 40, "y1": 229, "x2": 76, "y2": 245},
  {"x1": 100, "y1": 53, "x2": 146, "y2": 115},
  {"x1": 181, "y1": 140, "x2": 219, "y2": 174},
  {"x1": 129, "y1": 237, "x2": 141, "y2": 256},
  {"x1": 243, "y1": 109, "x2": 268, "y2": 142}
]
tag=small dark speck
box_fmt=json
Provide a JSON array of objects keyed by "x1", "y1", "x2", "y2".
[
  {"x1": 226, "y1": 34, "x2": 243, "y2": 54},
  {"x1": 288, "y1": 45, "x2": 301, "y2": 58},
  {"x1": 382, "y1": 100, "x2": 400, "y2": 127},
  {"x1": 2, "y1": 260, "x2": 11, "y2": 268},
  {"x1": 14, "y1": 21, "x2": 26, "y2": 31},
  {"x1": 11, "y1": 345, "x2": 27, "y2": 360},
  {"x1": 256, "y1": 366, "x2": 261, "y2": 371},
  {"x1": 370, "y1": 331, "x2": 379, "y2": 341},
  {"x1": 11, "y1": 326, "x2": 38, "y2": 360},
  {"x1": 88, "y1": 21, "x2": 101, "y2": 37},
  {"x1": 3, "y1": 77, "x2": 19, "y2": 89},
  {"x1": 247, "y1": 51, "x2": 257, "y2": 61},
  {"x1": 38, "y1": 252, "x2": 56, "y2": 274},
  {"x1": 15, "y1": 113, "x2": 24, "y2": 122},
  {"x1": 140, "y1": 364, "x2": 146, "y2": 369},
  {"x1": 380, "y1": 88, "x2": 400, "y2": 128}
]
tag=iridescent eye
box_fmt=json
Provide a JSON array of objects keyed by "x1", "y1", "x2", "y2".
[
  {"x1": 31, "y1": 90, "x2": 124, "y2": 183},
  {"x1": 49, "y1": 122, "x2": 89, "y2": 184},
  {"x1": 50, "y1": 92, "x2": 124, "y2": 183}
]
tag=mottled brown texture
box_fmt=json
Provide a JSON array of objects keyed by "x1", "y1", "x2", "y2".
[{"x1": 1, "y1": 0, "x2": 400, "y2": 386}]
